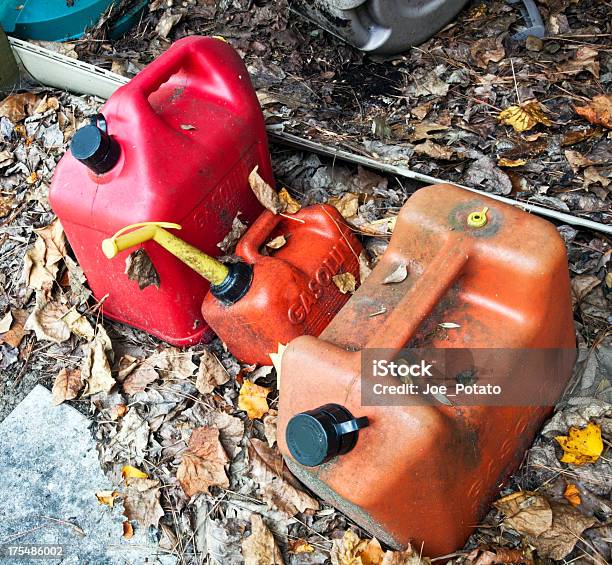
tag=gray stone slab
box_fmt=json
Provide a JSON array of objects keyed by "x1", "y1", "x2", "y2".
[{"x1": 0, "y1": 385, "x2": 175, "y2": 564}]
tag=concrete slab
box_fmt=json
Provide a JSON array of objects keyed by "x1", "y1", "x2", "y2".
[{"x1": 0, "y1": 385, "x2": 174, "y2": 564}]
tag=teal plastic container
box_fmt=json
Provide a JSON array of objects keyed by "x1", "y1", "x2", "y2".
[{"x1": 0, "y1": 0, "x2": 147, "y2": 41}]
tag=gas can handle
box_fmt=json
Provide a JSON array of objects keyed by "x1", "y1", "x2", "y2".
[
  {"x1": 236, "y1": 210, "x2": 285, "y2": 264},
  {"x1": 365, "y1": 238, "x2": 470, "y2": 355}
]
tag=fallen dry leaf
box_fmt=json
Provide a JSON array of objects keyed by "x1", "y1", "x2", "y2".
[
  {"x1": 494, "y1": 491, "x2": 553, "y2": 537},
  {"x1": 0, "y1": 308, "x2": 28, "y2": 348},
  {"x1": 122, "y1": 521, "x2": 134, "y2": 539},
  {"x1": 33, "y1": 95, "x2": 59, "y2": 114},
  {"x1": 125, "y1": 248, "x2": 160, "y2": 291},
  {"x1": 583, "y1": 166, "x2": 610, "y2": 188},
  {"x1": 0, "y1": 311, "x2": 12, "y2": 333},
  {"x1": 0, "y1": 195, "x2": 14, "y2": 217},
  {"x1": 52, "y1": 368, "x2": 83, "y2": 405},
  {"x1": 413, "y1": 140, "x2": 454, "y2": 160},
  {"x1": 249, "y1": 166, "x2": 283, "y2": 214},
  {"x1": 0, "y1": 92, "x2": 38, "y2": 121},
  {"x1": 122, "y1": 465, "x2": 149, "y2": 481},
  {"x1": 564, "y1": 149, "x2": 594, "y2": 173},
  {"x1": 248, "y1": 439, "x2": 319, "y2": 516},
  {"x1": 263, "y1": 409, "x2": 278, "y2": 448},
  {"x1": 177, "y1": 426, "x2": 229, "y2": 497},
  {"x1": 466, "y1": 547, "x2": 527, "y2": 565},
  {"x1": 529, "y1": 501, "x2": 595, "y2": 560},
  {"x1": 555, "y1": 421, "x2": 603, "y2": 465},
  {"x1": 241, "y1": 514, "x2": 284, "y2": 565},
  {"x1": 406, "y1": 121, "x2": 448, "y2": 142},
  {"x1": 81, "y1": 327, "x2": 115, "y2": 396},
  {"x1": 266, "y1": 235, "x2": 286, "y2": 250},
  {"x1": 563, "y1": 483, "x2": 581, "y2": 507},
  {"x1": 498, "y1": 100, "x2": 552, "y2": 133},
  {"x1": 122, "y1": 478, "x2": 164, "y2": 529},
  {"x1": 195, "y1": 349, "x2": 229, "y2": 394},
  {"x1": 239, "y1": 380, "x2": 270, "y2": 419},
  {"x1": 151, "y1": 347, "x2": 197, "y2": 380},
  {"x1": 470, "y1": 35, "x2": 505, "y2": 68},
  {"x1": 383, "y1": 263, "x2": 408, "y2": 284},
  {"x1": 24, "y1": 294, "x2": 71, "y2": 343},
  {"x1": 62, "y1": 309, "x2": 95, "y2": 341},
  {"x1": 382, "y1": 545, "x2": 432, "y2": 565},
  {"x1": 95, "y1": 490, "x2": 119, "y2": 508},
  {"x1": 359, "y1": 251, "x2": 373, "y2": 283},
  {"x1": 155, "y1": 12, "x2": 182, "y2": 38},
  {"x1": 557, "y1": 46, "x2": 599, "y2": 78},
  {"x1": 287, "y1": 539, "x2": 314, "y2": 554},
  {"x1": 575, "y1": 94, "x2": 612, "y2": 129},
  {"x1": 122, "y1": 361, "x2": 158, "y2": 395},
  {"x1": 278, "y1": 188, "x2": 301, "y2": 214},
  {"x1": 497, "y1": 158, "x2": 527, "y2": 167},
  {"x1": 571, "y1": 274, "x2": 601, "y2": 302},
  {"x1": 269, "y1": 343, "x2": 286, "y2": 384},
  {"x1": 333, "y1": 272, "x2": 356, "y2": 294},
  {"x1": 22, "y1": 219, "x2": 66, "y2": 292},
  {"x1": 329, "y1": 192, "x2": 359, "y2": 219},
  {"x1": 218, "y1": 214, "x2": 248, "y2": 253}
]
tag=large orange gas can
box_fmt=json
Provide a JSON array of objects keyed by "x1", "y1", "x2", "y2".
[
  {"x1": 50, "y1": 36, "x2": 273, "y2": 346},
  {"x1": 103, "y1": 205, "x2": 362, "y2": 365},
  {"x1": 277, "y1": 184, "x2": 576, "y2": 556}
]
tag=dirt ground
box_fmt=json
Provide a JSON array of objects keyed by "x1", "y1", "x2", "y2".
[{"x1": 0, "y1": 0, "x2": 611, "y2": 563}]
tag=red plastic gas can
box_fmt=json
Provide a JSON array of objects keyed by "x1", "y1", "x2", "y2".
[{"x1": 50, "y1": 36, "x2": 273, "y2": 345}]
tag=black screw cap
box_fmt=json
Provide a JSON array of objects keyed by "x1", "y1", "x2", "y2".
[
  {"x1": 286, "y1": 404, "x2": 369, "y2": 467},
  {"x1": 70, "y1": 114, "x2": 120, "y2": 174},
  {"x1": 210, "y1": 262, "x2": 253, "y2": 305}
]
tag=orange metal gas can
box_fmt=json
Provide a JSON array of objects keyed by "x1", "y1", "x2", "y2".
[{"x1": 278, "y1": 184, "x2": 576, "y2": 556}]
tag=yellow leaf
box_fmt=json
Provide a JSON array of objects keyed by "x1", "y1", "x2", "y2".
[
  {"x1": 96, "y1": 490, "x2": 119, "y2": 508},
  {"x1": 563, "y1": 483, "x2": 581, "y2": 507},
  {"x1": 498, "y1": 100, "x2": 552, "y2": 132},
  {"x1": 238, "y1": 379, "x2": 270, "y2": 419},
  {"x1": 122, "y1": 465, "x2": 149, "y2": 480},
  {"x1": 497, "y1": 157, "x2": 527, "y2": 167},
  {"x1": 555, "y1": 422, "x2": 603, "y2": 465},
  {"x1": 278, "y1": 188, "x2": 301, "y2": 214},
  {"x1": 288, "y1": 539, "x2": 315, "y2": 554}
]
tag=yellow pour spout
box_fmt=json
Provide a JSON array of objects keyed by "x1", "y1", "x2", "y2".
[{"x1": 101, "y1": 222, "x2": 229, "y2": 286}]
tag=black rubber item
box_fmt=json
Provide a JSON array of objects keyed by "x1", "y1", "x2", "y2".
[
  {"x1": 286, "y1": 404, "x2": 369, "y2": 467},
  {"x1": 210, "y1": 262, "x2": 253, "y2": 305},
  {"x1": 70, "y1": 113, "x2": 120, "y2": 174}
]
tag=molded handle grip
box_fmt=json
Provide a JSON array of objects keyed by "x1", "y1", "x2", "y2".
[{"x1": 236, "y1": 210, "x2": 284, "y2": 264}]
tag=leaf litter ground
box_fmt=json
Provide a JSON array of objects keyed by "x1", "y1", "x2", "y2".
[{"x1": 1, "y1": 0, "x2": 611, "y2": 563}]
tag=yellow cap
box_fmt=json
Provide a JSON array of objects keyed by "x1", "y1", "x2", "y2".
[{"x1": 467, "y1": 207, "x2": 489, "y2": 228}]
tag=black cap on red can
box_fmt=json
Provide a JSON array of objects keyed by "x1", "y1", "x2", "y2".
[{"x1": 70, "y1": 113, "x2": 120, "y2": 175}]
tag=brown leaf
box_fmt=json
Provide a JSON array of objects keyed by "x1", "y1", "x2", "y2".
[
  {"x1": 125, "y1": 248, "x2": 160, "y2": 290},
  {"x1": 62, "y1": 309, "x2": 95, "y2": 340},
  {"x1": 494, "y1": 491, "x2": 552, "y2": 537},
  {"x1": 248, "y1": 439, "x2": 319, "y2": 516},
  {"x1": 24, "y1": 294, "x2": 71, "y2": 343},
  {"x1": 359, "y1": 251, "x2": 373, "y2": 284},
  {"x1": 287, "y1": 539, "x2": 314, "y2": 554},
  {"x1": 529, "y1": 502, "x2": 595, "y2": 560},
  {"x1": 328, "y1": 192, "x2": 359, "y2": 219},
  {"x1": 122, "y1": 361, "x2": 158, "y2": 395},
  {"x1": 52, "y1": 368, "x2": 83, "y2": 405},
  {"x1": 0, "y1": 309, "x2": 28, "y2": 348},
  {"x1": 413, "y1": 140, "x2": 454, "y2": 160},
  {"x1": 406, "y1": 122, "x2": 448, "y2": 142},
  {"x1": 22, "y1": 219, "x2": 66, "y2": 292},
  {"x1": 557, "y1": 46, "x2": 599, "y2": 78},
  {"x1": 563, "y1": 484, "x2": 581, "y2": 507},
  {"x1": 218, "y1": 214, "x2": 248, "y2": 253},
  {"x1": 263, "y1": 409, "x2": 278, "y2": 447},
  {"x1": 151, "y1": 347, "x2": 197, "y2": 379},
  {"x1": 381, "y1": 545, "x2": 431, "y2": 565},
  {"x1": 0, "y1": 195, "x2": 14, "y2": 217},
  {"x1": 0, "y1": 92, "x2": 38, "y2": 122},
  {"x1": 333, "y1": 272, "x2": 356, "y2": 294},
  {"x1": 122, "y1": 478, "x2": 164, "y2": 529},
  {"x1": 466, "y1": 547, "x2": 527, "y2": 565},
  {"x1": 81, "y1": 327, "x2": 115, "y2": 396},
  {"x1": 583, "y1": 166, "x2": 610, "y2": 188},
  {"x1": 470, "y1": 36, "x2": 505, "y2": 68},
  {"x1": 575, "y1": 94, "x2": 612, "y2": 129},
  {"x1": 197, "y1": 410, "x2": 244, "y2": 458},
  {"x1": 249, "y1": 166, "x2": 283, "y2": 214},
  {"x1": 564, "y1": 150, "x2": 594, "y2": 173},
  {"x1": 122, "y1": 521, "x2": 134, "y2": 539},
  {"x1": 571, "y1": 274, "x2": 601, "y2": 302},
  {"x1": 177, "y1": 427, "x2": 229, "y2": 497},
  {"x1": 241, "y1": 514, "x2": 284, "y2": 565},
  {"x1": 195, "y1": 349, "x2": 229, "y2": 394}
]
